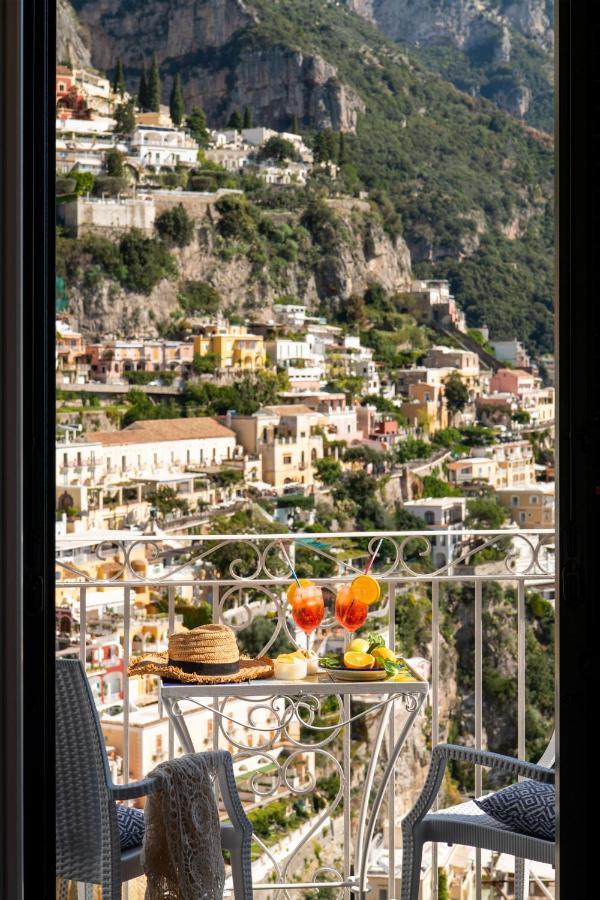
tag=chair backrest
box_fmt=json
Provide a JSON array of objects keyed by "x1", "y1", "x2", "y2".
[
  {"x1": 55, "y1": 659, "x2": 120, "y2": 885},
  {"x1": 538, "y1": 730, "x2": 555, "y2": 768}
]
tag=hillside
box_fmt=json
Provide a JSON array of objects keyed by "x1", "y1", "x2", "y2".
[
  {"x1": 65, "y1": 0, "x2": 554, "y2": 354},
  {"x1": 345, "y1": 0, "x2": 554, "y2": 133}
]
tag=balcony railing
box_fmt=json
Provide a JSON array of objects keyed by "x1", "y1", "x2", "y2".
[{"x1": 55, "y1": 529, "x2": 555, "y2": 898}]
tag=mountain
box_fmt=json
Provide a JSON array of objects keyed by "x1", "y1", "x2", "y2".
[
  {"x1": 345, "y1": 0, "x2": 554, "y2": 132},
  {"x1": 61, "y1": 0, "x2": 554, "y2": 354}
]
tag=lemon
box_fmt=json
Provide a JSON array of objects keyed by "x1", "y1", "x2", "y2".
[
  {"x1": 371, "y1": 647, "x2": 397, "y2": 668},
  {"x1": 343, "y1": 650, "x2": 375, "y2": 669},
  {"x1": 276, "y1": 653, "x2": 295, "y2": 662},
  {"x1": 286, "y1": 578, "x2": 313, "y2": 605},
  {"x1": 348, "y1": 638, "x2": 370, "y2": 654},
  {"x1": 388, "y1": 673, "x2": 414, "y2": 682},
  {"x1": 350, "y1": 575, "x2": 381, "y2": 606}
]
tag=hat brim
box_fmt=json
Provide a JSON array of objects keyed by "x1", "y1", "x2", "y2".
[{"x1": 128, "y1": 652, "x2": 274, "y2": 684}]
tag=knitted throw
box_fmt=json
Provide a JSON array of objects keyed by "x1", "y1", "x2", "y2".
[{"x1": 142, "y1": 753, "x2": 225, "y2": 900}]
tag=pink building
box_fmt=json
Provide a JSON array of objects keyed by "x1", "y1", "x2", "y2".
[{"x1": 489, "y1": 368, "x2": 536, "y2": 395}]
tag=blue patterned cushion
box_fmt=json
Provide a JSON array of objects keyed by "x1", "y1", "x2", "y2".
[
  {"x1": 475, "y1": 779, "x2": 555, "y2": 840},
  {"x1": 116, "y1": 804, "x2": 145, "y2": 850}
]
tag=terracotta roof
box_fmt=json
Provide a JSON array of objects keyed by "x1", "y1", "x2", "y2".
[
  {"x1": 86, "y1": 417, "x2": 236, "y2": 445},
  {"x1": 56, "y1": 65, "x2": 73, "y2": 76}
]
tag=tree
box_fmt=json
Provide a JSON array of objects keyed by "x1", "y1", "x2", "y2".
[
  {"x1": 512, "y1": 407, "x2": 531, "y2": 424},
  {"x1": 179, "y1": 281, "x2": 221, "y2": 314},
  {"x1": 148, "y1": 52, "x2": 161, "y2": 113},
  {"x1": 466, "y1": 497, "x2": 507, "y2": 530},
  {"x1": 438, "y1": 869, "x2": 449, "y2": 900},
  {"x1": 444, "y1": 372, "x2": 469, "y2": 415},
  {"x1": 242, "y1": 106, "x2": 252, "y2": 129},
  {"x1": 314, "y1": 457, "x2": 343, "y2": 486},
  {"x1": 192, "y1": 353, "x2": 218, "y2": 374},
  {"x1": 186, "y1": 106, "x2": 209, "y2": 148},
  {"x1": 104, "y1": 148, "x2": 125, "y2": 177},
  {"x1": 113, "y1": 99, "x2": 136, "y2": 137},
  {"x1": 169, "y1": 73, "x2": 185, "y2": 127},
  {"x1": 155, "y1": 204, "x2": 195, "y2": 248},
  {"x1": 258, "y1": 136, "x2": 299, "y2": 164},
  {"x1": 113, "y1": 59, "x2": 125, "y2": 97},
  {"x1": 137, "y1": 63, "x2": 148, "y2": 111},
  {"x1": 338, "y1": 130, "x2": 348, "y2": 165},
  {"x1": 227, "y1": 110, "x2": 243, "y2": 131},
  {"x1": 421, "y1": 475, "x2": 461, "y2": 498},
  {"x1": 290, "y1": 113, "x2": 300, "y2": 134},
  {"x1": 146, "y1": 486, "x2": 189, "y2": 520}
]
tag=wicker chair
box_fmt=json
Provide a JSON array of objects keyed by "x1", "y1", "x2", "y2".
[
  {"x1": 56, "y1": 659, "x2": 253, "y2": 900},
  {"x1": 400, "y1": 735, "x2": 555, "y2": 900}
]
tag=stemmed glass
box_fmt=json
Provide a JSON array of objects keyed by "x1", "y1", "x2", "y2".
[
  {"x1": 291, "y1": 584, "x2": 325, "y2": 654},
  {"x1": 335, "y1": 584, "x2": 368, "y2": 636}
]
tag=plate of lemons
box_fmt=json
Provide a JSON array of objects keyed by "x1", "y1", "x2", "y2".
[{"x1": 318, "y1": 634, "x2": 420, "y2": 682}]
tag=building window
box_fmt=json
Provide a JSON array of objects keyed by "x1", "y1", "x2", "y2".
[
  {"x1": 283, "y1": 455, "x2": 292, "y2": 465},
  {"x1": 424, "y1": 511, "x2": 435, "y2": 525}
]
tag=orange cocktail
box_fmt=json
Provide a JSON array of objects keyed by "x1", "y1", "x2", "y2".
[
  {"x1": 291, "y1": 584, "x2": 325, "y2": 650},
  {"x1": 335, "y1": 583, "x2": 369, "y2": 633}
]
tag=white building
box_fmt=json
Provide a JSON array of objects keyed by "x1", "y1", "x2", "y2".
[
  {"x1": 129, "y1": 126, "x2": 199, "y2": 168},
  {"x1": 273, "y1": 304, "x2": 307, "y2": 328},
  {"x1": 402, "y1": 497, "x2": 467, "y2": 568},
  {"x1": 490, "y1": 338, "x2": 532, "y2": 369}
]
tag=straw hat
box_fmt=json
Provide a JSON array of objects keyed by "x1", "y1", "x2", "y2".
[{"x1": 128, "y1": 623, "x2": 274, "y2": 684}]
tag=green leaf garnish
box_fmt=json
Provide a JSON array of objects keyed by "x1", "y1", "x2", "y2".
[
  {"x1": 318, "y1": 656, "x2": 342, "y2": 668},
  {"x1": 382, "y1": 659, "x2": 403, "y2": 675},
  {"x1": 366, "y1": 632, "x2": 385, "y2": 654}
]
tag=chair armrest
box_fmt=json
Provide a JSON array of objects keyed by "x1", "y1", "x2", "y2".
[
  {"x1": 403, "y1": 743, "x2": 554, "y2": 828},
  {"x1": 434, "y1": 744, "x2": 555, "y2": 783},
  {"x1": 110, "y1": 777, "x2": 160, "y2": 801}
]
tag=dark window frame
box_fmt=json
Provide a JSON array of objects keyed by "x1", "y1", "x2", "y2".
[{"x1": 0, "y1": 0, "x2": 596, "y2": 895}]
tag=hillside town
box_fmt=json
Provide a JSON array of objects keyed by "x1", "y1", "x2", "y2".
[{"x1": 54, "y1": 53, "x2": 556, "y2": 900}]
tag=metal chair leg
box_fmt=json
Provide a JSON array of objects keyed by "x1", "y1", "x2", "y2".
[{"x1": 515, "y1": 857, "x2": 530, "y2": 900}]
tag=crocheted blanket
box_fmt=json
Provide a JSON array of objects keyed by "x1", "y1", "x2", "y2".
[{"x1": 142, "y1": 753, "x2": 225, "y2": 899}]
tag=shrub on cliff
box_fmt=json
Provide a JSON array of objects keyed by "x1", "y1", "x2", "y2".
[{"x1": 155, "y1": 204, "x2": 195, "y2": 248}]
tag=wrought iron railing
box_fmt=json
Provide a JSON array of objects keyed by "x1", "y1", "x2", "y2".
[{"x1": 55, "y1": 529, "x2": 555, "y2": 899}]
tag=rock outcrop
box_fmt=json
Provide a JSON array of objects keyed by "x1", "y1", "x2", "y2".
[
  {"x1": 69, "y1": 0, "x2": 364, "y2": 131},
  {"x1": 67, "y1": 203, "x2": 412, "y2": 338},
  {"x1": 57, "y1": 0, "x2": 92, "y2": 68}
]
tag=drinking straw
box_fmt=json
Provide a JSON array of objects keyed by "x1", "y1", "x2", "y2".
[
  {"x1": 279, "y1": 540, "x2": 302, "y2": 587},
  {"x1": 364, "y1": 538, "x2": 384, "y2": 575}
]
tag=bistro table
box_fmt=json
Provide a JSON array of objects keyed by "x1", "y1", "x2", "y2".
[{"x1": 161, "y1": 669, "x2": 428, "y2": 897}]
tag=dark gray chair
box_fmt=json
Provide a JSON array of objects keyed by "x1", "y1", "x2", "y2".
[
  {"x1": 55, "y1": 659, "x2": 253, "y2": 899},
  {"x1": 400, "y1": 735, "x2": 555, "y2": 900}
]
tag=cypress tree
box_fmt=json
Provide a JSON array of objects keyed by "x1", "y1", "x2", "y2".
[
  {"x1": 290, "y1": 113, "x2": 300, "y2": 134},
  {"x1": 113, "y1": 59, "x2": 125, "y2": 97},
  {"x1": 338, "y1": 130, "x2": 348, "y2": 165},
  {"x1": 242, "y1": 106, "x2": 252, "y2": 129},
  {"x1": 148, "y1": 52, "x2": 161, "y2": 113},
  {"x1": 227, "y1": 110, "x2": 243, "y2": 131},
  {"x1": 138, "y1": 63, "x2": 148, "y2": 111},
  {"x1": 169, "y1": 73, "x2": 185, "y2": 127}
]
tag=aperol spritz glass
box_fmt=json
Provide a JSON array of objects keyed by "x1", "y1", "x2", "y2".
[
  {"x1": 335, "y1": 583, "x2": 368, "y2": 634},
  {"x1": 291, "y1": 584, "x2": 325, "y2": 652}
]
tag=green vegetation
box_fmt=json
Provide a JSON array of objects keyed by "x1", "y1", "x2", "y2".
[
  {"x1": 228, "y1": 0, "x2": 554, "y2": 354},
  {"x1": 257, "y1": 136, "x2": 299, "y2": 163},
  {"x1": 113, "y1": 99, "x2": 136, "y2": 136},
  {"x1": 155, "y1": 204, "x2": 195, "y2": 248},
  {"x1": 186, "y1": 107, "x2": 209, "y2": 148},
  {"x1": 178, "y1": 280, "x2": 221, "y2": 314},
  {"x1": 443, "y1": 373, "x2": 469, "y2": 415},
  {"x1": 121, "y1": 389, "x2": 180, "y2": 427},
  {"x1": 146, "y1": 485, "x2": 189, "y2": 519},
  {"x1": 57, "y1": 230, "x2": 177, "y2": 296},
  {"x1": 148, "y1": 52, "x2": 161, "y2": 113},
  {"x1": 421, "y1": 475, "x2": 461, "y2": 498},
  {"x1": 169, "y1": 73, "x2": 185, "y2": 126}
]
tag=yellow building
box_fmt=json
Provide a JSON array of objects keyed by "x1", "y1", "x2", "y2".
[
  {"x1": 400, "y1": 382, "x2": 448, "y2": 435},
  {"x1": 193, "y1": 326, "x2": 265, "y2": 370},
  {"x1": 496, "y1": 483, "x2": 555, "y2": 527}
]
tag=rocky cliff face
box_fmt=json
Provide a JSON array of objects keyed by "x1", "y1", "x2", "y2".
[
  {"x1": 57, "y1": 0, "x2": 92, "y2": 68},
  {"x1": 70, "y1": 0, "x2": 364, "y2": 131},
  {"x1": 67, "y1": 205, "x2": 412, "y2": 338},
  {"x1": 347, "y1": 0, "x2": 553, "y2": 53},
  {"x1": 346, "y1": 0, "x2": 553, "y2": 127}
]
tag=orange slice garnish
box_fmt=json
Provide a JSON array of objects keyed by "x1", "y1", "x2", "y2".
[{"x1": 350, "y1": 575, "x2": 381, "y2": 606}]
